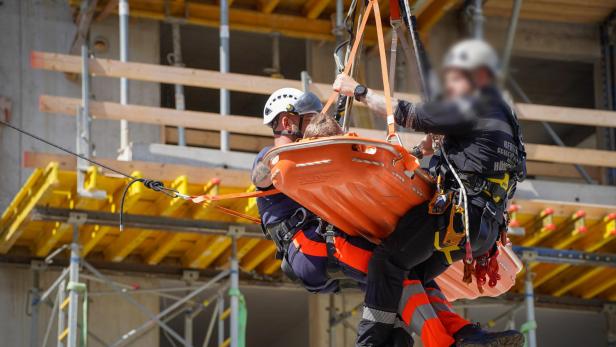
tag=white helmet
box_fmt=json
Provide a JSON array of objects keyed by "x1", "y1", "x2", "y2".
[
  {"x1": 263, "y1": 88, "x2": 304, "y2": 126},
  {"x1": 443, "y1": 39, "x2": 500, "y2": 76}
]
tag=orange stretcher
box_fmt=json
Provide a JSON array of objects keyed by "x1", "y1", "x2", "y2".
[
  {"x1": 437, "y1": 242, "x2": 523, "y2": 301},
  {"x1": 262, "y1": 134, "x2": 434, "y2": 243}
]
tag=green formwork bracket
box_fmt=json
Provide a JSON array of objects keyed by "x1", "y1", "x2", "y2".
[
  {"x1": 67, "y1": 281, "x2": 87, "y2": 293},
  {"x1": 521, "y1": 320, "x2": 537, "y2": 347},
  {"x1": 228, "y1": 288, "x2": 247, "y2": 347}
]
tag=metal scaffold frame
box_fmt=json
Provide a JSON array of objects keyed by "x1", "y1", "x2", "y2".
[
  {"x1": 29, "y1": 210, "x2": 245, "y2": 347},
  {"x1": 2, "y1": 1, "x2": 614, "y2": 346}
]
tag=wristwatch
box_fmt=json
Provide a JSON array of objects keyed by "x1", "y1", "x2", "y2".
[{"x1": 354, "y1": 84, "x2": 368, "y2": 102}]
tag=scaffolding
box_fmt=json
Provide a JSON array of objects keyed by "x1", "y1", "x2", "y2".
[{"x1": 2, "y1": 0, "x2": 616, "y2": 346}]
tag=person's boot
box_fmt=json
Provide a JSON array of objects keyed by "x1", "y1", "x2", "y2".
[{"x1": 453, "y1": 323, "x2": 524, "y2": 347}]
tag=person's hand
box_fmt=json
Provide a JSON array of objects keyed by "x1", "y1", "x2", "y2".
[
  {"x1": 418, "y1": 134, "x2": 435, "y2": 157},
  {"x1": 333, "y1": 74, "x2": 359, "y2": 97}
]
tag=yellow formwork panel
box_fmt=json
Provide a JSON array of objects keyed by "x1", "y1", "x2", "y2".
[
  {"x1": 523, "y1": 215, "x2": 616, "y2": 291},
  {"x1": 182, "y1": 236, "x2": 232, "y2": 269},
  {"x1": 257, "y1": 257, "x2": 282, "y2": 276},
  {"x1": 241, "y1": 241, "x2": 277, "y2": 272},
  {"x1": 0, "y1": 163, "x2": 60, "y2": 253},
  {"x1": 572, "y1": 267, "x2": 616, "y2": 299},
  {"x1": 216, "y1": 238, "x2": 262, "y2": 268}
]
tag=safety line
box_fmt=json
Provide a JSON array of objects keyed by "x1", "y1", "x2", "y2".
[
  {"x1": 0, "y1": 119, "x2": 135, "y2": 180},
  {"x1": 0, "y1": 118, "x2": 265, "y2": 227}
]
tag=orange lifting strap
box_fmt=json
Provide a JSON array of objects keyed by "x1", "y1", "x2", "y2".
[
  {"x1": 263, "y1": 134, "x2": 434, "y2": 243},
  {"x1": 322, "y1": 0, "x2": 397, "y2": 137}
]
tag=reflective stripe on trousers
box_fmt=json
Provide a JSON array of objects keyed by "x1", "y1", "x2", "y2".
[
  {"x1": 398, "y1": 280, "x2": 455, "y2": 347},
  {"x1": 362, "y1": 306, "x2": 397, "y2": 325},
  {"x1": 425, "y1": 283, "x2": 470, "y2": 336}
]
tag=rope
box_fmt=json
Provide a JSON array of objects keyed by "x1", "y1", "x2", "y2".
[
  {"x1": 323, "y1": 0, "x2": 398, "y2": 140},
  {"x1": 322, "y1": 0, "x2": 375, "y2": 115},
  {"x1": 0, "y1": 118, "x2": 264, "y2": 227}
]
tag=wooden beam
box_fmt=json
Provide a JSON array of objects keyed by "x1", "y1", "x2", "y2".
[
  {"x1": 525, "y1": 162, "x2": 601, "y2": 181},
  {"x1": 483, "y1": 1, "x2": 609, "y2": 24},
  {"x1": 144, "y1": 233, "x2": 184, "y2": 265},
  {"x1": 259, "y1": 0, "x2": 281, "y2": 14},
  {"x1": 164, "y1": 127, "x2": 273, "y2": 153},
  {"x1": 240, "y1": 241, "x2": 276, "y2": 271},
  {"x1": 304, "y1": 0, "x2": 331, "y2": 19},
  {"x1": 39, "y1": 94, "x2": 424, "y2": 146},
  {"x1": 515, "y1": 103, "x2": 616, "y2": 128},
  {"x1": 70, "y1": 0, "x2": 99, "y2": 54},
  {"x1": 0, "y1": 163, "x2": 60, "y2": 254},
  {"x1": 182, "y1": 235, "x2": 232, "y2": 269},
  {"x1": 22, "y1": 151, "x2": 252, "y2": 188},
  {"x1": 416, "y1": 0, "x2": 460, "y2": 34},
  {"x1": 39, "y1": 95, "x2": 616, "y2": 168},
  {"x1": 32, "y1": 51, "x2": 616, "y2": 128},
  {"x1": 95, "y1": 0, "x2": 119, "y2": 22},
  {"x1": 524, "y1": 143, "x2": 616, "y2": 168},
  {"x1": 71, "y1": 0, "x2": 377, "y2": 43},
  {"x1": 31, "y1": 51, "x2": 414, "y2": 105}
]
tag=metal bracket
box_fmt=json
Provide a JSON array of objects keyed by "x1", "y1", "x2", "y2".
[
  {"x1": 67, "y1": 212, "x2": 88, "y2": 226},
  {"x1": 30, "y1": 260, "x2": 47, "y2": 271},
  {"x1": 228, "y1": 225, "x2": 246, "y2": 237},
  {"x1": 521, "y1": 250, "x2": 538, "y2": 263},
  {"x1": 182, "y1": 270, "x2": 199, "y2": 282},
  {"x1": 507, "y1": 226, "x2": 526, "y2": 237},
  {"x1": 604, "y1": 304, "x2": 616, "y2": 343}
]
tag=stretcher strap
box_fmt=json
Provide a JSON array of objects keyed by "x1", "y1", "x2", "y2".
[
  {"x1": 190, "y1": 189, "x2": 280, "y2": 203},
  {"x1": 189, "y1": 189, "x2": 280, "y2": 224},
  {"x1": 373, "y1": 0, "x2": 396, "y2": 136},
  {"x1": 322, "y1": 0, "x2": 397, "y2": 137},
  {"x1": 322, "y1": 0, "x2": 374, "y2": 116}
]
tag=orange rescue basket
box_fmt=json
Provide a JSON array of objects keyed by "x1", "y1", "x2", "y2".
[
  {"x1": 263, "y1": 134, "x2": 435, "y2": 243},
  {"x1": 437, "y1": 243, "x2": 523, "y2": 301}
]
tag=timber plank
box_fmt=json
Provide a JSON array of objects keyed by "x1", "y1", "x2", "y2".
[{"x1": 32, "y1": 51, "x2": 616, "y2": 128}]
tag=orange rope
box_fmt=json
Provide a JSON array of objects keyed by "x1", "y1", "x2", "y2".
[
  {"x1": 190, "y1": 189, "x2": 279, "y2": 204},
  {"x1": 190, "y1": 189, "x2": 280, "y2": 224},
  {"x1": 322, "y1": 0, "x2": 375, "y2": 115},
  {"x1": 322, "y1": 0, "x2": 396, "y2": 137},
  {"x1": 373, "y1": 0, "x2": 396, "y2": 136}
]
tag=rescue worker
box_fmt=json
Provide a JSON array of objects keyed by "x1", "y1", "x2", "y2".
[
  {"x1": 254, "y1": 88, "x2": 484, "y2": 347},
  {"x1": 333, "y1": 39, "x2": 527, "y2": 347},
  {"x1": 252, "y1": 87, "x2": 376, "y2": 293}
]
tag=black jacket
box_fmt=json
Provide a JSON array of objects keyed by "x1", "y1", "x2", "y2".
[{"x1": 394, "y1": 86, "x2": 526, "y2": 180}]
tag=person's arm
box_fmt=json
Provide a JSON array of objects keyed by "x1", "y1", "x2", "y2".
[
  {"x1": 333, "y1": 74, "x2": 477, "y2": 135},
  {"x1": 251, "y1": 160, "x2": 273, "y2": 189},
  {"x1": 332, "y1": 74, "x2": 397, "y2": 119},
  {"x1": 398, "y1": 98, "x2": 477, "y2": 135}
]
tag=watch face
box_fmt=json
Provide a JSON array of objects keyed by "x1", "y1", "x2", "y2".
[{"x1": 355, "y1": 85, "x2": 367, "y2": 100}]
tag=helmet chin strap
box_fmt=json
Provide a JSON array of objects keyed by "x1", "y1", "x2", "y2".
[{"x1": 272, "y1": 116, "x2": 305, "y2": 139}]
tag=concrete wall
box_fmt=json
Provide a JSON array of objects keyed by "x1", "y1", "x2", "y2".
[
  {"x1": 0, "y1": 265, "x2": 159, "y2": 346},
  {"x1": 0, "y1": 0, "x2": 161, "y2": 212}
]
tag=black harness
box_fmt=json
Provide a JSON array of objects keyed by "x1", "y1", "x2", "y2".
[{"x1": 262, "y1": 209, "x2": 357, "y2": 292}]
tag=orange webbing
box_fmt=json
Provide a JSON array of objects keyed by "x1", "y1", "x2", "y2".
[
  {"x1": 321, "y1": 0, "x2": 374, "y2": 115},
  {"x1": 322, "y1": 0, "x2": 396, "y2": 137},
  {"x1": 190, "y1": 189, "x2": 280, "y2": 204},
  {"x1": 212, "y1": 205, "x2": 262, "y2": 224},
  {"x1": 372, "y1": 0, "x2": 396, "y2": 136},
  {"x1": 190, "y1": 189, "x2": 280, "y2": 224}
]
